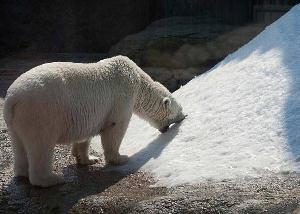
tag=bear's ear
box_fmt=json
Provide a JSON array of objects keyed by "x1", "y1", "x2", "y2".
[{"x1": 163, "y1": 97, "x2": 171, "y2": 108}]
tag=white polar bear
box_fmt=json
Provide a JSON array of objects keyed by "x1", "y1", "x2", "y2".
[{"x1": 3, "y1": 55, "x2": 185, "y2": 187}]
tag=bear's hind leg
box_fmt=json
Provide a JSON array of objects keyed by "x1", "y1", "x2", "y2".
[
  {"x1": 25, "y1": 141, "x2": 64, "y2": 187},
  {"x1": 9, "y1": 130, "x2": 29, "y2": 177},
  {"x1": 101, "y1": 118, "x2": 131, "y2": 166},
  {"x1": 72, "y1": 139, "x2": 99, "y2": 165}
]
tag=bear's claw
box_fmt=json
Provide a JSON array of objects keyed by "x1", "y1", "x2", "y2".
[{"x1": 76, "y1": 155, "x2": 99, "y2": 165}]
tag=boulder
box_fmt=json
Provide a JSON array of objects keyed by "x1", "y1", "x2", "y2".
[{"x1": 109, "y1": 16, "x2": 265, "y2": 91}]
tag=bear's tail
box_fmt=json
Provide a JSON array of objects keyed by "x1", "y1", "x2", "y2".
[{"x1": 3, "y1": 96, "x2": 17, "y2": 129}]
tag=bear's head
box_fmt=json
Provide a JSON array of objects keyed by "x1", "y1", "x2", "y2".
[
  {"x1": 135, "y1": 79, "x2": 186, "y2": 133},
  {"x1": 154, "y1": 96, "x2": 186, "y2": 133},
  {"x1": 144, "y1": 82, "x2": 186, "y2": 133}
]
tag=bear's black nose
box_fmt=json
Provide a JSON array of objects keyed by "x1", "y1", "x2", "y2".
[{"x1": 159, "y1": 126, "x2": 169, "y2": 133}]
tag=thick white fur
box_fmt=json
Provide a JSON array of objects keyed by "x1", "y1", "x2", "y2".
[{"x1": 3, "y1": 55, "x2": 184, "y2": 187}]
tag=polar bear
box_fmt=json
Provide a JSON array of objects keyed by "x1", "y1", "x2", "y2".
[{"x1": 3, "y1": 55, "x2": 185, "y2": 187}]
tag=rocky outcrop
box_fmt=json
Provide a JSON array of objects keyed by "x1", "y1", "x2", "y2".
[
  {"x1": 144, "y1": 67, "x2": 200, "y2": 91},
  {"x1": 110, "y1": 16, "x2": 266, "y2": 91},
  {"x1": 109, "y1": 16, "x2": 233, "y2": 68}
]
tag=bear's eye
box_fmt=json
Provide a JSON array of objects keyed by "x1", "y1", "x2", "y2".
[{"x1": 163, "y1": 97, "x2": 171, "y2": 108}]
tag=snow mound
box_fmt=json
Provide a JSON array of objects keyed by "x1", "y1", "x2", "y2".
[{"x1": 92, "y1": 5, "x2": 300, "y2": 186}]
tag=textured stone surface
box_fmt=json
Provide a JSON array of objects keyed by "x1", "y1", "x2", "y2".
[
  {"x1": 109, "y1": 17, "x2": 267, "y2": 91},
  {"x1": 143, "y1": 67, "x2": 199, "y2": 91},
  {"x1": 109, "y1": 17, "x2": 267, "y2": 68}
]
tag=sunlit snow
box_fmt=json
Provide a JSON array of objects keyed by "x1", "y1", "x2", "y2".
[{"x1": 92, "y1": 5, "x2": 300, "y2": 186}]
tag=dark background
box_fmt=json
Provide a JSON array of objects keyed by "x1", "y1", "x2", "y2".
[{"x1": 1, "y1": 0, "x2": 299, "y2": 57}]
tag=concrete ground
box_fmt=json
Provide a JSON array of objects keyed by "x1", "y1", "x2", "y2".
[{"x1": 1, "y1": 54, "x2": 300, "y2": 213}]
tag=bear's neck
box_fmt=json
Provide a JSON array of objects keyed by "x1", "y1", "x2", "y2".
[{"x1": 134, "y1": 76, "x2": 162, "y2": 121}]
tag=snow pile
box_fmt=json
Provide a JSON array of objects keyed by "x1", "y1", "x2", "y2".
[{"x1": 92, "y1": 5, "x2": 300, "y2": 186}]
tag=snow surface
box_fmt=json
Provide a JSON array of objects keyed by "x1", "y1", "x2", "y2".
[{"x1": 92, "y1": 5, "x2": 300, "y2": 186}]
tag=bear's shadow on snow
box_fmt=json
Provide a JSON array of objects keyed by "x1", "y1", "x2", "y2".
[
  {"x1": 3, "y1": 122, "x2": 181, "y2": 213},
  {"x1": 107, "y1": 121, "x2": 181, "y2": 173}
]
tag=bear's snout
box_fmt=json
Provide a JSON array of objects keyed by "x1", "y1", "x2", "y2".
[
  {"x1": 174, "y1": 112, "x2": 187, "y2": 124},
  {"x1": 159, "y1": 114, "x2": 186, "y2": 133},
  {"x1": 159, "y1": 126, "x2": 169, "y2": 133}
]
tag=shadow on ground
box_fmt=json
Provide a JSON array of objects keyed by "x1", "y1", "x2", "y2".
[{"x1": 0, "y1": 124, "x2": 180, "y2": 213}]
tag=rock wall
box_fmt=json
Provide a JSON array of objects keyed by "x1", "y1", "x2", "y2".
[{"x1": 109, "y1": 17, "x2": 266, "y2": 91}]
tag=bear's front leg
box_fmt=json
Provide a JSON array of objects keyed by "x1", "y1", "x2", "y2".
[
  {"x1": 72, "y1": 139, "x2": 99, "y2": 165},
  {"x1": 101, "y1": 118, "x2": 130, "y2": 166}
]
